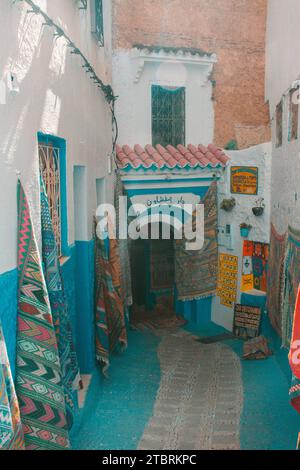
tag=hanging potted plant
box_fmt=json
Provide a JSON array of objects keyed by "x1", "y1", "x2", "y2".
[
  {"x1": 252, "y1": 198, "x2": 265, "y2": 217},
  {"x1": 220, "y1": 197, "x2": 236, "y2": 212},
  {"x1": 240, "y1": 222, "x2": 252, "y2": 238}
]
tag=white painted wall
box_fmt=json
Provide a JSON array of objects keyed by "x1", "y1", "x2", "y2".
[
  {"x1": 212, "y1": 143, "x2": 272, "y2": 331},
  {"x1": 265, "y1": 0, "x2": 300, "y2": 235},
  {"x1": 112, "y1": 49, "x2": 215, "y2": 146},
  {"x1": 0, "y1": 0, "x2": 114, "y2": 274}
]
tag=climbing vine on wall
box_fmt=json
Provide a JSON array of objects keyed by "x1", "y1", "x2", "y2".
[{"x1": 12, "y1": 0, "x2": 119, "y2": 153}]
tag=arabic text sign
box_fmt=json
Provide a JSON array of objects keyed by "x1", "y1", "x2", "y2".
[
  {"x1": 231, "y1": 167, "x2": 258, "y2": 195},
  {"x1": 233, "y1": 304, "x2": 262, "y2": 338},
  {"x1": 130, "y1": 193, "x2": 201, "y2": 208}
]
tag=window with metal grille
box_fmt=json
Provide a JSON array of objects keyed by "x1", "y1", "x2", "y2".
[
  {"x1": 288, "y1": 87, "x2": 299, "y2": 141},
  {"x1": 276, "y1": 100, "x2": 283, "y2": 147},
  {"x1": 152, "y1": 85, "x2": 186, "y2": 147},
  {"x1": 39, "y1": 143, "x2": 62, "y2": 257},
  {"x1": 91, "y1": 0, "x2": 104, "y2": 46}
]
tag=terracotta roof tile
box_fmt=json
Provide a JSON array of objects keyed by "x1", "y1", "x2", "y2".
[{"x1": 116, "y1": 144, "x2": 230, "y2": 170}]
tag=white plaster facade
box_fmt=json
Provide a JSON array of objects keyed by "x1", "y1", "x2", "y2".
[
  {"x1": 112, "y1": 42, "x2": 272, "y2": 331},
  {"x1": 112, "y1": 47, "x2": 216, "y2": 146},
  {"x1": 265, "y1": 0, "x2": 300, "y2": 234},
  {"x1": 212, "y1": 143, "x2": 272, "y2": 330},
  {"x1": 0, "y1": 0, "x2": 114, "y2": 274}
]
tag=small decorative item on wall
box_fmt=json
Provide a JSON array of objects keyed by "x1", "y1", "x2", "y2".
[
  {"x1": 233, "y1": 304, "x2": 262, "y2": 339},
  {"x1": 252, "y1": 198, "x2": 265, "y2": 217},
  {"x1": 240, "y1": 222, "x2": 252, "y2": 238},
  {"x1": 231, "y1": 166, "x2": 259, "y2": 195},
  {"x1": 220, "y1": 197, "x2": 236, "y2": 212}
]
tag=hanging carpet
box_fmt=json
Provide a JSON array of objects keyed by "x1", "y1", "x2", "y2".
[
  {"x1": 95, "y1": 220, "x2": 127, "y2": 374},
  {"x1": 267, "y1": 224, "x2": 286, "y2": 337},
  {"x1": 16, "y1": 181, "x2": 70, "y2": 450},
  {"x1": 289, "y1": 285, "x2": 300, "y2": 413},
  {"x1": 40, "y1": 178, "x2": 80, "y2": 429},
  {"x1": 175, "y1": 181, "x2": 218, "y2": 301},
  {"x1": 0, "y1": 322, "x2": 25, "y2": 450},
  {"x1": 282, "y1": 226, "x2": 300, "y2": 348},
  {"x1": 289, "y1": 285, "x2": 300, "y2": 380},
  {"x1": 290, "y1": 375, "x2": 300, "y2": 414}
]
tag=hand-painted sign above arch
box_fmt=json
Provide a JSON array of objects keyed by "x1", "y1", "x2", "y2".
[{"x1": 231, "y1": 166, "x2": 259, "y2": 195}]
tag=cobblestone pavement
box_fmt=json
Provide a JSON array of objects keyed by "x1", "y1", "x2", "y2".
[{"x1": 138, "y1": 329, "x2": 243, "y2": 450}]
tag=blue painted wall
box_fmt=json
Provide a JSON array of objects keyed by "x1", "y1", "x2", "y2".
[
  {"x1": 0, "y1": 239, "x2": 96, "y2": 380},
  {"x1": 60, "y1": 246, "x2": 78, "y2": 345},
  {"x1": 175, "y1": 296, "x2": 213, "y2": 325},
  {"x1": 0, "y1": 269, "x2": 18, "y2": 377},
  {"x1": 74, "y1": 240, "x2": 96, "y2": 374}
]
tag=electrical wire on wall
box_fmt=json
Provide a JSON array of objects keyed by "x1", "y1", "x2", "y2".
[{"x1": 12, "y1": 0, "x2": 119, "y2": 162}]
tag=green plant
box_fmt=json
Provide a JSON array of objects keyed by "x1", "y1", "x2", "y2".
[
  {"x1": 240, "y1": 222, "x2": 252, "y2": 230},
  {"x1": 224, "y1": 140, "x2": 238, "y2": 150}
]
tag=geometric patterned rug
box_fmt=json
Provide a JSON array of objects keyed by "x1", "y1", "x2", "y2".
[{"x1": 16, "y1": 181, "x2": 70, "y2": 450}]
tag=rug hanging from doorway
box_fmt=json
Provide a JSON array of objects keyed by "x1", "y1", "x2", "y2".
[
  {"x1": 40, "y1": 178, "x2": 80, "y2": 429},
  {"x1": 95, "y1": 219, "x2": 127, "y2": 374},
  {"x1": 282, "y1": 226, "x2": 300, "y2": 348},
  {"x1": 0, "y1": 322, "x2": 25, "y2": 450},
  {"x1": 16, "y1": 181, "x2": 70, "y2": 450},
  {"x1": 115, "y1": 172, "x2": 133, "y2": 307},
  {"x1": 267, "y1": 224, "x2": 287, "y2": 337},
  {"x1": 174, "y1": 182, "x2": 218, "y2": 301}
]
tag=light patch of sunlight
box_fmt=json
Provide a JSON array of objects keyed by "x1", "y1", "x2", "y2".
[
  {"x1": 34, "y1": 0, "x2": 47, "y2": 10},
  {"x1": 5, "y1": 104, "x2": 29, "y2": 166},
  {"x1": 40, "y1": 88, "x2": 61, "y2": 135},
  {"x1": 156, "y1": 61, "x2": 187, "y2": 89},
  {"x1": 49, "y1": 38, "x2": 67, "y2": 77},
  {"x1": 14, "y1": 5, "x2": 44, "y2": 83}
]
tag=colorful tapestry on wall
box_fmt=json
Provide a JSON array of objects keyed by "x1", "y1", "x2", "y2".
[
  {"x1": 115, "y1": 172, "x2": 133, "y2": 307},
  {"x1": 290, "y1": 289, "x2": 300, "y2": 414},
  {"x1": 175, "y1": 182, "x2": 218, "y2": 301},
  {"x1": 289, "y1": 285, "x2": 300, "y2": 380},
  {"x1": 241, "y1": 241, "x2": 269, "y2": 293},
  {"x1": 0, "y1": 323, "x2": 24, "y2": 450},
  {"x1": 282, "y1": 226, "x2": 300, "y2": 348},
  {"x1": 16, "y1": 181, "x2": 70, "y2": 450},
  {"x1": 40, "y1": 179, "x2": 80, "y2": 429},
  {"x1": 217, "y1": 254, "x2": 238, "y2": 308},
  {"x1": 95, "y1": 219, "x2": 127, "y2": 374}
]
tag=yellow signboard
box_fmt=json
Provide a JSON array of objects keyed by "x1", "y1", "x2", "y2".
[
  {"x1": 231, "y1": 166, "x2": 258, "y2": 195},
  {"x1": 217, "y1": 254, "x2": 239, "y2": 308},
  {"x1": 241, "y1": 274, "x2": 254, "y2": 292}
]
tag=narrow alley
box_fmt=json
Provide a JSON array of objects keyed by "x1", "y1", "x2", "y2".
[
  {"x1": 71, "y1": 321, "x2": 299, "y2": 451},
  {"x1": 1, "y1": 0, "x2": 300, "y2": 456}
]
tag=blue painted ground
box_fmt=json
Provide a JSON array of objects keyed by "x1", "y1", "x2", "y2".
[
  {"x1": 185, "y1": 319, "x2": 300, "y2": 450},
  {"x1": 71, "y1": 330, "x2": 161, "y2": 450},
  {"x1": 72, "y1": 320, "x2": 300, "y2": 450}
]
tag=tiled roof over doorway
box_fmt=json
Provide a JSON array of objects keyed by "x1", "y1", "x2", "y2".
[{"x1": 116, "y1": 144, "x2": 230, "y2": 170}]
